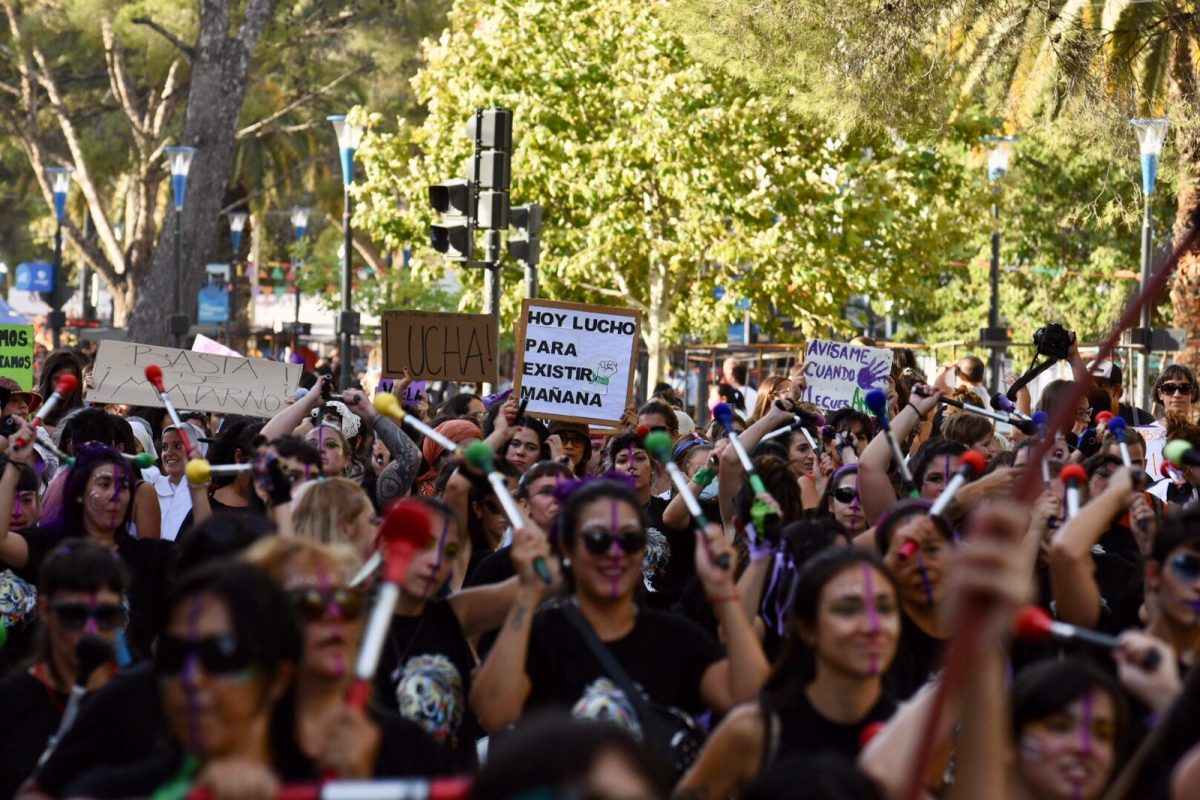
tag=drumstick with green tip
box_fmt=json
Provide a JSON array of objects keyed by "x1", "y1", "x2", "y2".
[
  {"x1": 464, "y1": 441, "x2": 552, "y2": 584},
  {"x1": 643, "y1": 431, "x2": 730, "y2": 570}
]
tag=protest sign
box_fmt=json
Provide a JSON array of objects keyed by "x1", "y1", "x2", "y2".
[
  {"x1": 0, "y1": 325, "x2": 34, "y2": 389},
  {"x1": 1135, "y1": 423, "x2": 1167, "y2": 481},
  {"x1": 381, "y1": 310, "x2": 497, "y2": 384},
  {"x1": 513, "y1": 299, "x2": 641, "y2": 428},
  {"x1": 87, "y1": 340, "x2": 301, "y2": 418},
  {"x1": 192, "y1": 333, "x2": 240, "y2": 358},
  {"x1": 799, "y1": 338, "x2": 894, "y2": 412}
]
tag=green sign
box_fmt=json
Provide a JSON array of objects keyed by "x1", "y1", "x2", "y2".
[{"x1": 0, "y1": 325, "x2": 34, "y2": 389}]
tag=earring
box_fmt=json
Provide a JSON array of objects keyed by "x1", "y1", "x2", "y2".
[{"x1": 562, "y1": 558, "x2": 572, "y2": 570}]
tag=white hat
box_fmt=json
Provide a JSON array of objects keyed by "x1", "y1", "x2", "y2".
[{"x1": 127, "y1": 417, "x2": 157, "y2": 461}]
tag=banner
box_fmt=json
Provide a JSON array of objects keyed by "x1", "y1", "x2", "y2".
[
  {"x1": 0, "y1": 325, "x2": 34, "y2": 390},
  {"x1": 513, "y1": 299, "x2": 641, "y2": 428},
  {"x1": 381, "y1": 310, "x2": 497, "y2": 384},
  {"x1": 799, "y1": 338, "x2": 894, "y2": 412},
  {"x1": 87, "y1": 340, "x2": 301, "y2": 418},
  {"x1": 197, "y1": 264, "x2": 230, "y2": 324}
]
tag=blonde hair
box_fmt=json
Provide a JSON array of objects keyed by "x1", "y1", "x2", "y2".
[
  {"x1": 243, "y1": 536, "x2": 361, "y2": 587},
  {"x1": 292, "y1": 477, "x2": 374, "y2": 549}
]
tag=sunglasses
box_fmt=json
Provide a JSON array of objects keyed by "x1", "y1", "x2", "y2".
[
  {"x1": 51, "y1": 602, "x2": 126, "y2": 633},
  {"x1": 581, "y1": 531, "x2": 647, "y2": 556},
  {"x1": 287, "y1": 588, "x2": 364, "y2": 622},
  {"x1": 1160, "y1": 382, "x2": 1194, "y2": 396},
  {"x1": 832, "y1": 487, "x2": 859, "y2": 504},
  {"x1": 156, "y1": 634, "x2": 252, "y2": 676},
  {"x1": 1170, "y1": 552, "x2": 1200, "y2": 582}
]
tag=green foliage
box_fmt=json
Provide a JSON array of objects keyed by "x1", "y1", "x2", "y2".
[{"x1": 352, "y1": 0, "x2": 989, "y2": 374}]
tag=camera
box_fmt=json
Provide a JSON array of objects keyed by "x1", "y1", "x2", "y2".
[
  {"x1": 0, "y1": 415, "x2": 21, "y2": 438},
  {"x1": 1033, "y1": 323, "x2": 1075, "y2": 361}
]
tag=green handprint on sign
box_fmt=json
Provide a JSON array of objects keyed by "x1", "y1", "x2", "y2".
[{"x1": 590, "y1": 360, "x2": 620, "y2": 394}]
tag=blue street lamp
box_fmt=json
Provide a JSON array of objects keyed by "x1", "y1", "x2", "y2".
[
  {"x1": 1131, "y1": 118, "x2": 1169, "y2": 411},
  {"x1": 164, "y1": 146, "x2": 198, "y2": 347},
  {"x1": 982, "y1": 135, "x2": 1016, "y2": 392},
  {"x1": 328, "y1": 114, "x2": 363, "y2": 389},
  {"x1": 45, "y1": 166, "x2": 73, "y2": 349},
  {"x1": 290, "y1": 206, "x2": 311, "y2": 351}
]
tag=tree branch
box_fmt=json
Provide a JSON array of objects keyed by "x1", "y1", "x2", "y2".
[
  {"x1": 236, "y1": 68, "x2": 359, "y2": 140},
  {"x1": 131, "y1": 17, "x2": 195, "y2": 63}
]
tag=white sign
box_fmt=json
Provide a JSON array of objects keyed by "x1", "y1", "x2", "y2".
[
  {"x1": 1135, "y1": 422, "x2": 1167, "y2": 482},
  {"x1": 513, "y1": 299, "x2": 641, "y2": 428},
  {"x1": 799, "y1": 338, "x2": 893, "y2": 412}
]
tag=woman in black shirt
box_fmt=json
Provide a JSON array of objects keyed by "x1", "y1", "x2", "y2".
[{"x1": 678, "y1": 547, "x2": 900, "y2": 799}]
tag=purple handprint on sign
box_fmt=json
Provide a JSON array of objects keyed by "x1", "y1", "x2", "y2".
[{"x1": 857, "y1": 358, "x2": 889, "y2": 390}]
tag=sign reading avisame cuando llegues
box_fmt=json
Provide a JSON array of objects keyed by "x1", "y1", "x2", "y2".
[{"x1": 513, "y1": 299, "x2": 641, "y2": 428}]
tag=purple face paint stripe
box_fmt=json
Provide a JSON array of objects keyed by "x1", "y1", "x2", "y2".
[
  {"x1": 422, "y1": 514, "x2": 452, "y2": 601},
  {"x1": 1079, "y1": 690, "x2": 1094, "y2": 757},
  {"x1": 862, "y1": 565, "x2": 880, "y2": 677},
  {"x1": 609, "y1": 500, "x2": 621, "y2": 599},
  {"x1": 183, "y1": 594, "x2": 206, "y2": 753},
  {"x1": 916, "y1": 555, "x2": 934, "y2": 607}
]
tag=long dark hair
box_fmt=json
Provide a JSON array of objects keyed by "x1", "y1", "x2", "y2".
[
  {"x1": 43, "y1": 444, "x2": 136, "y2": 540},
  {"x1": 764, "y1": 547, "x2": 900, "y2": 709},
  {"x1": 37, "y1": 351, "x2": 84, "y2": 427}
]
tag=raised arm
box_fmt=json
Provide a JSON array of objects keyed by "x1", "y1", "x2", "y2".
[
  {"x1": 859, "y1": 387, "x2": 942, "y2": 525},
  {"x1": 717, "y1": 401, "x2": 793, "y2": 530},
  {"x1": 0, "y1": 424, "x2": 34, "y2": 569},
  {"x1": 260, "y1": 379, "x2": 325, "y2": 441}
]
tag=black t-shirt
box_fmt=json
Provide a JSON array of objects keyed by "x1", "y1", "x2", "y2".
[
  {"x1": 888, "y1": 613, "x2": 945, "y2": 701},
  {"x1": 0, "y1": 670, "x2": 66, "y2": 799},
  {"x1": 372, "y1": 599, "x2": 481, "y2": 766},
  {"x1": 643, "y1": 497, "x2": 697, "y2": 610},
  {"x1": 466, "y1": 545, "x2": 516, "y2": 588},
  {"x1": 768, "y1": 689, "x2": 897, "y2": 763},
  {"x1": 525, "y1": 601, "x2": 724, "y2": 721},
  {"x1": 31, "y1": 661, "x2": 167, "y2": 797}
]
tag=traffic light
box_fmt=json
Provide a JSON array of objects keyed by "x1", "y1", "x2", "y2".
[
  {"x1": 466, "y1": 109, "x2": 513, "y2": 150},
  {"x1": 508, "y1": 203, "x2": 543, "y2": 266},
  {"x1": 429, "y1": 179, "x2": 473, "y2": 261}
]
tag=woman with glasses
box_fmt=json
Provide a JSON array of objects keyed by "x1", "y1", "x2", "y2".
[
  {"x1": 0, "y1": 431, "x2": 172, "y2": 658},
  {"x1": 817, "y1": 466, "x2": 867, "y2": 537},
  {"x1": 0, "y1": 540, "x2": 126, "y2": 799},
  {"x1": 471, "y1": 480, "x2": 769, "y2": 770},
  {"x1": 60, "y1": 561, "x2": 301, "y2": 798},
  {"x1": 547, "y1": 420, "x2": 592, "y2": 477},
  {"x1": 1153, "y1": 364, "x2": 1199, "y2": 423},
  {"x1": 679, "y1": 548, "x2": 900, "y2": 799},
  {"x1": 245, "y1": 538, "x2": 452, "y2": 780}
]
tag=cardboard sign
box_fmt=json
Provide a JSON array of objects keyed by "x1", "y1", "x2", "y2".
[
  {"x1": 513, "y1": 299, "x2": 641, "y2": 428},
  {"x1": 799, "y1": 338, "x2": 894, "y2": 412},
  {"x1": 381, "y1": 310, "x2": 497, "y2": 384},
  {"x1": 0, "y1": 325, "x2": 34, "y2": 390},
  {"x1": 87, "y1": 340, "x2": 301, "y2": 418},
  {"x1": 1135, "y1": 423, "x2": 1167, "y2": 482}
]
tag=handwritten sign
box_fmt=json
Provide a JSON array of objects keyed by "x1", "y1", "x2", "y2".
[
  {"x1": 381, "y1": 310, "x2": 497, "y2": 384},
  {"x1": 0, "y1": 325, "x2": 34, "y2": 390},
  {"x1": 513, "y1": 299, "x2": 641, "y2": 428},
  {"x1": 799, "y1": 339, "x2": 893, "y2": 412},
  {"x1": 1135, "y1": 423, "x2": 1167, "y2": 482},
  {"x1": 87, "y1": 340, "x2": 301, "y2": 418}
]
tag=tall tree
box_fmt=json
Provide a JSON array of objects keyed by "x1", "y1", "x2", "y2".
[
  {"x1": 353, "y1": 0, "x2": 982, "y2": 381},
  {"x1": 669, "y1": 0, "x2": 1200, "y2": 359}
]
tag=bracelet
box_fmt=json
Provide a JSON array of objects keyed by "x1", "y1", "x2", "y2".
[
  {"x1": 906, "y1": 402, "x2": 923, "y2": 416},
  {"x1": 708, "y1": 592, "x2": 741, "y2": 605}
]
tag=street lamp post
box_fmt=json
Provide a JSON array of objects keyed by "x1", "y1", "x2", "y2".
[
  {"x1": 46, "y1": 166, "x2": 73, "y2": 350},
  {"x1": 290, "y1": 206, "x2": 311, "y2": 355},
  {"x1": 1131, "y1": 118, "x2": 1169, "y2": 412},
  {"x1": 982, "y1": 135, "x2": 1016, "y2": 393},
  {"x1": 164, "y1": 146, "x2": 197, "y2": 348},
  {"x1": 327, "y1": 114, "x2": 363, "y2": 390},
  {"x1": 227, "y1": 211, "x2": 248, "y2": 347}
]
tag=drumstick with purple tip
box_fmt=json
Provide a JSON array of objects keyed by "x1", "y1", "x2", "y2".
[
  {"x1": 864, "y1": 388, "x2": 918, "y2": 498},
  {"x1": 374, "y1": 392, "x2": 459, "y2": 452},
  {"x1": 1103, "y1": 415, "x2": 1134, "y2": 468},
  {"x1": 643, "y1": 430, "x2": 730, "y2": 570},
  {"x1": 12, "y1": 374, "x2": 77, "y2": 449},
  {"x1": 464, "y1": 442, "x2": 552, "y2": 584},
  {"x1": 144, "y1": 365, "x2": 193, "y2": 452},
  {"x1": 1032, "y1": 410, "x2": 1052, "y2": 488}
]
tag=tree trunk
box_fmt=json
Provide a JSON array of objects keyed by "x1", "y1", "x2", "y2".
[
  {"x1": 1168, "y1": 32, "x2": 1200, "y2": 370},
  {"x1": 127, "y1": 0, "x2": 275, "y2": 345}
]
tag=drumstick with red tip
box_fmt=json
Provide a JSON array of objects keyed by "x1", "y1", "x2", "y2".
[
  {"x1": 1014, "y1": 605, "x2": 1160, "y2": 669},
  {"x1": 144, "y1": 365, "x2": 192, "y2": 451},
  {"x1": 928, "y1": 450, "x2": 986, "y2": 518},
  {"x1": 13, "y1": 374, "x2": 77, "y2": 449},
  {"x1": 1060, "y1": 463, "x2": 1087, "y2": 518}
]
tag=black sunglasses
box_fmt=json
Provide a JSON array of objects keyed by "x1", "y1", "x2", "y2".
[
  {"x1": 287, "y1": 588, "x2": 364, "y2": 622},
  {"x1": 832, "y1": 487, "x2": 859, "y2": 504},
  {"x1": 1160, "y1": 382, "x2": 1194, "y2": 396},
  {"x1": 582, "y1": 531, "x2": 647, "y2": 556},
  {"x1": 156, "y1": 634, "x2": 251, "y2": 677},
  {"x1": 1170, "y1": 552, "x2": 1200, "y2": 582},
  {"x1": 51, "y1": 602, "x2": 126, "y2": 633}
]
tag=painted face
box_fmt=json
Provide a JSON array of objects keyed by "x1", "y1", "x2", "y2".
[
  {"x1": 42, "y1": 587, "x2": 122, "y2": 682},
  {"x1": 570, "y1": 498, "x2": 645, "y2": 603},
  {"x1": 889, "y1": 516, "x2": 950, "y2": 610},
  {"x1": 1016, "y1": 692, "x2": 1117, "y2": 800},
  {"x1": 402, "y1": 511, "x2": 462, "y2": 601},
  {"x1": 830, "y1": 473, "x2": 865, "y2": 533},
  {"x1": 158, "y1": 593, "x2": 272, "y2": 759},
  {"x1": 612, "y1": 446, "x2": 652, "y2": 492},
  {"x1": 80, "y1": 464, "x2": 131, "y2": 534},
  {"x1": 278, "y1": 455, "x2": 317, "y2": 486},
  {"x1": 920, "y1": 454, "x2": 962, "y2": 501},
  {"x1": 809, "y1": 565, "x2": 899, "y2": 680},
  {"x1": 305, "y1": 426, "x2": 349, "y2": 475},
  {"x1": 505, "y1": 427, "x2": 542, "y2": 472},
  {"x1": 786, "y1": 432, "x2": 817, "y2": 477},
  {"x1": 161, "y1": 430, "x2": 188, "y2": 479},
  {"x1": 1155, "y1": 547, "x2": 1200, "y2": 630},
  {"x1": 283, "y1": 562, "x2": 364, "y2": 682},
  {"x1": 12, "y1": 488, "x2": 39, "y2": 530},
  {"x1": 520, "y1": 476, "x2": 562, "y2": 530}
]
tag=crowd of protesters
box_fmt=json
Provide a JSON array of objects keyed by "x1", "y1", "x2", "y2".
[{"x1": 1, "y1": 335, "x2": 1200, "y2": 799}]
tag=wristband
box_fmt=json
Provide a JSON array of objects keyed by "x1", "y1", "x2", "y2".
[
  {"x1": 745, "y1": 523, "x2": 777, "y2": 562},
  {"x1": 692, "y1": 465, "x2": 716, "y2": 488}
]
